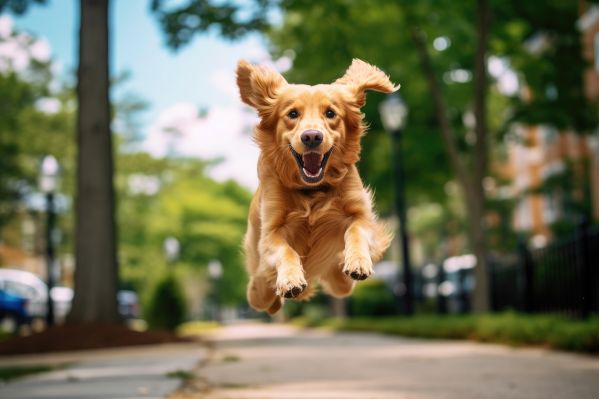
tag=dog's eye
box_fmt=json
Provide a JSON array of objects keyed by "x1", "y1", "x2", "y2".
[
  {"x1": 287, "y1": 110, "x2": 299, "y2": 119},
  {"x1": 325, "y1": 109, "x2": 336, "y2": 119}
]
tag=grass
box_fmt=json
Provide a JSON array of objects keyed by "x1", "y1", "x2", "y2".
[
  {"x1": 292, "y1": 312, "x2": 599, "y2": 354},
  {"x1": 0, "y1": 365, "x2": 58, "y2": 382},
  {"x1": 0, "y1": 330, "x2": 12, "y2": 342},
  {"x1": 221, "y1": 354, "x2": 241, "y2": 362},
  {"x1": 177, "y1": 320, "x2": 221, "y2": 337},
  {"x1": 166, "y1": 369, "x2": 194, "y2": 381}
]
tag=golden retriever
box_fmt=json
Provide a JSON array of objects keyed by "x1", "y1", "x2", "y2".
[{"x1": 237, "y1": 58, "x2": 398, "y2": 314}]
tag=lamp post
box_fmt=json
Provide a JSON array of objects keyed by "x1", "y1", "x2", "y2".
[
  {"x1": 379, "y1": 94, "x2": 414, "y2": 315},
  {"x1": 163, "y1": 236, "x2": 181, "y2": 265},
  {"x1": 208, "y1": 259, "x2": 223, "y2": 321},
  {"x1": 39, "y1": 155, "x2": 60, "y2": 327}
]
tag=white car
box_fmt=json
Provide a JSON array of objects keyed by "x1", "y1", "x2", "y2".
[
  {"x1": 0, "y1": 269, "x2": 72, "y2": 322},
  {"x1": 0, "y1": 268, "x2": 140, "y2": 323}
]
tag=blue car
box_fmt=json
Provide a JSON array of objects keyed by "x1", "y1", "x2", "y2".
[{"x1": 0, "y1": 289, "x2": 29, "y2": 325}]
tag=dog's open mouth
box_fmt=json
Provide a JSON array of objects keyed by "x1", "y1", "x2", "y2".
[{"x1": 289, "y1": 145, "x2": 334, "y2": 184}]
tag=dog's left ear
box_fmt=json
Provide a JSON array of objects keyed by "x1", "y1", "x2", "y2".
[{"x1": 335, "y1": 59, "x2": 399, "y2": 107}]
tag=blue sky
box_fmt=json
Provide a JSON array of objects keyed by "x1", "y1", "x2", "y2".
[
  {"x1": 8, "y1": 0, "x2": 285, "y2": 189},
  {"x1": 11, "y1": 0, "x2": 269, "y2": 112}
]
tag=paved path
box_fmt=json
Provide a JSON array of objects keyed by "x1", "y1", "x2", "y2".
[
  {"x1": 186, "y1": 322, "x2": 599, "y2": 399},
  {"x1": 0, "y1": 342, "x2": 206, "y2": 399}
]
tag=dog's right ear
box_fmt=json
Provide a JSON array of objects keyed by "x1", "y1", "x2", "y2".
[{"x1": 236, "y1": 60, "x2": 287, "y2": 111}]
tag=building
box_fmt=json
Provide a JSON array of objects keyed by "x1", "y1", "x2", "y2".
[
  {"x1": 578, "y1": 4, "x2": 599, "y2": 220},
  {"x1": 492, "y1": 4, "x2": 599, "y2": 243}
]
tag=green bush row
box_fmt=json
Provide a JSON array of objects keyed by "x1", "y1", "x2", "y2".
[{"x1": 293, "y1": 312, "x2": 599, "y2": 354}]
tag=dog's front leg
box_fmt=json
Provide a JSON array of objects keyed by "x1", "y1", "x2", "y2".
[
  {"x1": 342, "y1": 218, "x2": 376, "y2": 281},
  {"x1": 260, "y1": 229, "x2": 307, "y2": 299}
]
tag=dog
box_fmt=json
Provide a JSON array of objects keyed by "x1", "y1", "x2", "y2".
[{"x1": 237, "y1": 58, "x2": 398, "y2": 314}]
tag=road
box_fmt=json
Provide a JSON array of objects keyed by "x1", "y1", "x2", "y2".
[
  {"x1": 0, "y1": 342, "x2": 205, "y2": 399},
  {"x1": 177, "y1": 322, "x2": 599, "y2": 399}
]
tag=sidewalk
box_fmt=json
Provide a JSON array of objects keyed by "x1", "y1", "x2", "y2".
[
  {"x1": 183, "y1": 322, "x2": 599, "y2": 399},
  {"x1": 0, "y1": 342, "x2": 207, "y2": 399}
]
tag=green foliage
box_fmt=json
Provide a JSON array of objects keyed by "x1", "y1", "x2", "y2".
[
  {"x1": 297, "y1": 312, "x2": 599, "y2": 353},
  {"x1": 151, "y1": 0, "x2": 271, "y2": 49},
  {"x1": 0, "y1": 365, "x2": 57, "y2": 382},
  {"x1": 146, "y1": 273, "x2": 187, "y2": 331},
  {"x1": 349, "y1": 279, "x2": 398, "y2": 317},
  {"x1": 117, "y1": 155, "x2": 251, "y2": 308},
  {"x1": 0, "y1": 0, "x2": 47, "y2": 15},
  {"x1": 493, "y1": 1, "x2": 597, "y2": 132}
]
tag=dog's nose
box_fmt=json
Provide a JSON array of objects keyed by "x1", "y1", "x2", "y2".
[{"x1": 301, "y1": 130, "x2": 323, "y2": 149}]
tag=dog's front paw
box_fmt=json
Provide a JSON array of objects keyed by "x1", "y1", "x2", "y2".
[
  {"x1": 276, "y1": 268, "x2": 308, "y2": 299},
  {"x1": 343, "y1": 253, "x2": 373, "y2": 281}
]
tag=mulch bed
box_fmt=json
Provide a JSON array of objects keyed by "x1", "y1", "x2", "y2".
[{"x1": 0, "y1": 323, "x2": 191, "y2": 356}]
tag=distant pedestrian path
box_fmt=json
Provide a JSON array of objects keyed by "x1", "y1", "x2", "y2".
[
  {"x1": 189, "y1": 322, "x2": 599, "y2": 399},
  {"x1": 0, "y1": 342, "x2": 204, "y2": 399}
]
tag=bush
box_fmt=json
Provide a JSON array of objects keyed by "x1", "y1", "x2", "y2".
[
  {"x1": 293, "y1": 312, "x2": 599, "y2": 354},
  {"x1": 145, "y1": 274, "x2": 186, "y2": 331},
  {"x1": 349, "y1": 279, "x2": 398, "y2": 317}
]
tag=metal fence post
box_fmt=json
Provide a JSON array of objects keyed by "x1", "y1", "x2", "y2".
[
  {"x1": 579, "y1": 218, "x2": 593, "y2": 319},
  {"x1": 518, "y1": 238, "x2": 534, "y2": 313},
  {"x1": 436, "y1": 260, "x2": 447, "y2": 314},
  {"x1": 488, "y1": 257, "x2": 497, "y2": 312}
]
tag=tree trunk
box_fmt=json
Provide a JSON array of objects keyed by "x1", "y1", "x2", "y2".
[
  {"x1": 67, "y1": 0, "x2": 120, "y2": 323},
  {"x1": 408, "y1": 0, "x2": 491, "y2": 312},
  {"x1": 470, "y1": 0, "x2": 491, "y2": 312}
]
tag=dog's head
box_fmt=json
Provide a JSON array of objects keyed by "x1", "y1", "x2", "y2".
[{"x1": 237, "y1": 59, "x2": 399, "y2": 188}]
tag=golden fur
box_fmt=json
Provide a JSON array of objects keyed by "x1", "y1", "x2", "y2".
[{"x1": 237, "y1": 59, "x2": 399, "y2": 314}]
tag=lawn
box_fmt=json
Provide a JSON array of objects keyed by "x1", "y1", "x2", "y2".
[
  {"x1": 292, "y1": 312, "x2": 599, "y2": 354},
  {"x1": 0, "y1": 365, "x2": 58, "y2": 382}
]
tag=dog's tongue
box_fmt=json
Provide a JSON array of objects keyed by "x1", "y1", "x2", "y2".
[{"x1": 303, "y1": 152, "x2": 322, "y2": 175}]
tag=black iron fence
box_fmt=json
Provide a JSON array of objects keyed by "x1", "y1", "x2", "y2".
[{"x1": 489, "y1": 221, "x2": 599, "y2": 318}]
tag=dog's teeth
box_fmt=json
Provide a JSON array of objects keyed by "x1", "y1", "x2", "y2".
[{"x1": 303, "y1": 167, "x2": 322, "y2": 178}]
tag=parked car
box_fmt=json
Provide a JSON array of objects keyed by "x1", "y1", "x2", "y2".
[
  {"x1": 118, "y1": 290, "x2": 140, "y2": 319},
  {"x1": 0, "y1": 268, "x2": 48, "y2": 321},
  {"x1": 0, "y1": 288, "x2": 29, "y2": 327},
  {"x1": 0, "y1": 268, "x2": 140, "y2": 322}
]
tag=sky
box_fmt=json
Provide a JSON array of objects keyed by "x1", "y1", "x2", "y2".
[{"x1": 5, "y1": 0, "x2": 287, "y2": 190}]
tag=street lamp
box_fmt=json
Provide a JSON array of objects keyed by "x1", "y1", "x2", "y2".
[
  {"x1": 163, "y1": 236, "x2": 181, "y2": 264},
  {"x1": 208, "y1": 259, "x2": 223, "y2": 321},
  {"x1": 379, "y1": 93, "x2": 414, "y2": 315},
  {"x1": 39, "y1": 155, "x2": 60, "y2": 327}
]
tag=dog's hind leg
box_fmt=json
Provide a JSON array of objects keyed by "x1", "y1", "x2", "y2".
[
  {"x1": 247, "y1": 272, "x2": 277, "y2": 312},
  {"x1": 321, "y1": 269, "x2": 356, "y2": 298},
  {"x1": 267, "y1": 297, "x2": 283, "y2": 314}
]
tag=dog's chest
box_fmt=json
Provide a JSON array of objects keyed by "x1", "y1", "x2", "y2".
[{"x1": 283, "y1": 193, "x2": 350, "y2": 250}]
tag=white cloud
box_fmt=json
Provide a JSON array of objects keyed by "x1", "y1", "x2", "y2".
[
  {"x1": 144, "y1": 102, "x2": 260, "y2": 190},
  {"x1": 0, "y1": 16, "x2": 13, "y2": 39},
  {"x1": 0, "y1": 16, "x2": 54, "y2": 74},
  {"x1": 143, "y1": 36, "x2": 295, "y2": 191},
  {"x1": 30, "y1": 37, "x2": 51, "y2": 62}
]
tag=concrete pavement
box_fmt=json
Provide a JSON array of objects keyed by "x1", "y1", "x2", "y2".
[
  {"x1": 180, "y1": 322, "x2": 599, "y2": 399},
  {"x1": 0, "y1": 342, "x2": 206, "y2": 399}
]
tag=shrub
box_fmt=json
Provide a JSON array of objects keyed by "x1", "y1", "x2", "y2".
[
  {"x1": 349, "y1": 279, "x2": 398, "y2": 317},
  {"x1": 145, "y1": 273, "x2": 186, "y2": 331}
]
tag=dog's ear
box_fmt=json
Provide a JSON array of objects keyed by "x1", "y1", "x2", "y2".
[
  {"x1": 237, "y1": 60, "x2": 287, "y2": 112},
  {"x1": 335, "y1": 59, "x2": 399, "y2": 107}
]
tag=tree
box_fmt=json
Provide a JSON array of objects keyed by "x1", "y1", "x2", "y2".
[
  {"x1": 67, "y1": 0, "x2": 120, "y2": 323},
  {"x1": 406, "y1": 0, "x2": 492, "y2": 311}
]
